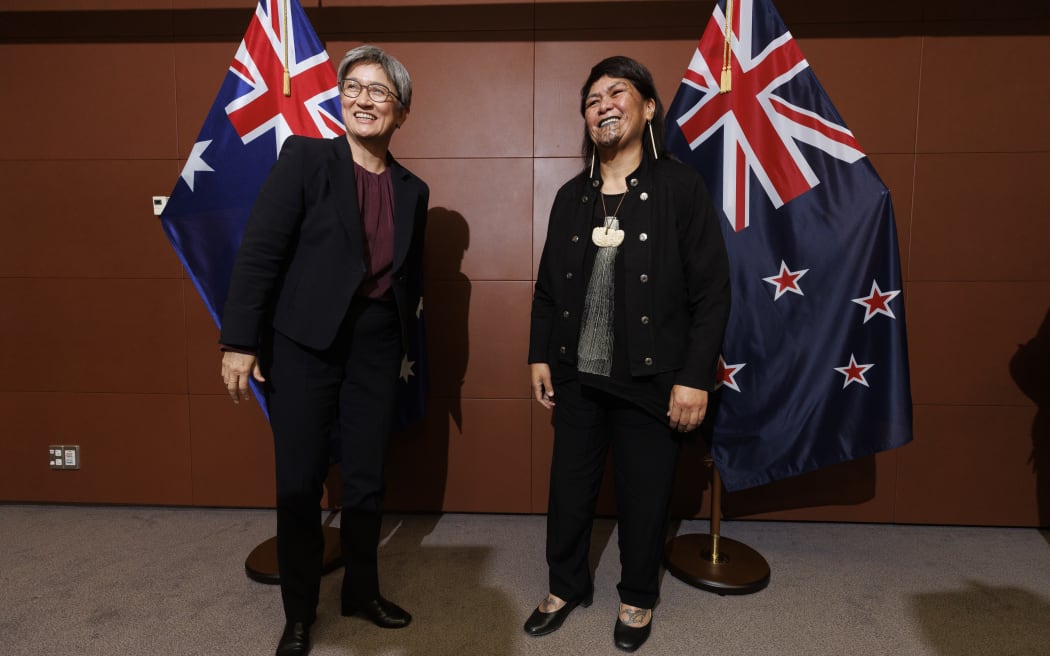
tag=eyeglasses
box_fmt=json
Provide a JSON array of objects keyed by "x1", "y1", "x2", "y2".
[{"x1": 340, "y1": 79, "x2": 400, "y2": 104}]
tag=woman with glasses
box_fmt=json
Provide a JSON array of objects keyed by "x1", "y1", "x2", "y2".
[
  {"x1": 525, "y1": 56, "x2": 730, "y2": 652},
  {"x1": 220, "y1": 45, "x2": 427, "y2": 656}
]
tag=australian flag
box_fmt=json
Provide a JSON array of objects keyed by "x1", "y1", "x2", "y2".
[
  {"x1": 160, "y1": 0, "x2": 428, "y2": 427},
  {"x1": 665, "y1": 0, "x2": 913, "y2": 491}
]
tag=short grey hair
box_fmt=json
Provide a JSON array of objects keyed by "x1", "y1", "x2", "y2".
[{"x1": 336, "y1": 45, "x2": 413, "y2": 109}]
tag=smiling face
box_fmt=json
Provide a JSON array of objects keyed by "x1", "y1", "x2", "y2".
[
  {"x1": 340, "y1": 62, "x2": 409, "y2": 149},
  {"x1": 583, "y1": 75, "x2": 655, "y2": 154}
]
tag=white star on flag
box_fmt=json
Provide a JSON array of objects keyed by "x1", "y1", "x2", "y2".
[
  {"x1": 851, "y1": 280, "x2": 901, "y2": 323},
  {"x1": 400, "y1": 354, "x2": 415, "y2": 383},
  {"x1": 834, "y1": 354, "x2": 873, "y2": 388},
  {"x1": 179, "y1": 140, "x2": 215, "y2": 192},
  {"x1": 762, "y1": 260, "x2": 809, "y2": 300}
]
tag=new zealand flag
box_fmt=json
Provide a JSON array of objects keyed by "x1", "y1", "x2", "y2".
[
  {"x1": 160, "y1": 0, "x2": 428, "y2": 427},
  {"x1": 665, "y1": 0, "x2": 913, "y2": 491}
]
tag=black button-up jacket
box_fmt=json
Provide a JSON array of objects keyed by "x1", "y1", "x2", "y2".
[{"x1": 529, "y1": 155, "x2": 731, "y2": 391}]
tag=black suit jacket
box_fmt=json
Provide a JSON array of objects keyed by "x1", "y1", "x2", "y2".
[
  {"x1": 220, "y1": 135, "x2": 429, "y2": 353},
  {"x1": 529, "y1": 155, "x2": 730, "y2": 391}
]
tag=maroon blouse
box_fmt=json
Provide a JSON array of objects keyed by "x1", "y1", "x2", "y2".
[{"x1": 354, "y1": 161, "x2": 395, "y2": 300}]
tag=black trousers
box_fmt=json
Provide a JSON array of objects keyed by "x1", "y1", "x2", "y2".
[
  {"x1": 546, "y1": 381, "x2": 680, "y2": 610},
  {"x1": 264, "y1": 297, "x2": 402, "y2": 623}
]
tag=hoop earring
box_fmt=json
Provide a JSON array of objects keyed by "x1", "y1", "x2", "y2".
[
  {"x1": 589, "y1": 147, "x2": 596, "y2": 178},
  {"x1": 648, "y1": 120, "x2": 659, "y2": 160}
]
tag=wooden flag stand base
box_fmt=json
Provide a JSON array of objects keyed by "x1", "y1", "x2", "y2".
[
  {"x1": 245, "y1": 467, "x2": 345, "y2": 584},
  {"x1": 664, "y1": 457, "x2": 770, "y2": 594}
]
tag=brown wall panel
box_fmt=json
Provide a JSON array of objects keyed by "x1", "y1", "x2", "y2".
[
  {"x1": 917, "y1": 35, "x2": 1050, "y2": 153},
  {"x1": 424, "y1": 280, "x2": 532, "y2": 399},
  {"x1": 174, "y1": 41, "x2": 244, "y2": 159},
  {"x1": 533, "y1": 157, "x2": 585, "y2": 277},
  {"x1": 189, "y1": 394, "x2": 275, "y2": 507},
  {"x1": 535, "y1": 1, "x2": 710, "y2": 31},
  {"x1": 910, "y1": 153, "x2": 1050, "y2": 282},
  {"x1": 907, "y1": 281, "x2": 1049, "y2": 407},
  {"x1": 388, "y1": 399, "x2": 532, "y2": 513},
  {"x1": 327, "y1": 39, "x2": 536, "y2": 159},
  {"x1": 776, "y1": 0, "x2": 919, "y2": 24},
  {"x1": 0, "y1": 160, "x2": 184, "y2": 279},
  {"x1": 800, "y1": 36, "x2": 921, "y2": 155},
  {"x1": 530, "y1": 401, "x2": 554, "y2": 512},
  {"x1": 534, "y1": 39, "x2": 698, "y2": 157},
  {"x1": 724, "y1": 449, "x2": 902, "y2": 523},
  {"x1": 0, "y1": 278, "x2": 188, "y2": 394},
  {"x1": 0, "y1": 392, "x2": 192, "y2": 505},
  {"x1": 866, "y1": 153, "x2": 916, "y2": 279},
  {"x1": 185, "y1": 279, "x2": 224, "y2": 395},
  {"x1": 0, "y1": 0, "x2": 172, "y2": 10},
  {"x1": 404, "y1": 158, "x2": 534, "y2": 281},
  {"x1": 896, "y1": 404, "x2": 1041, "y2": 526},
  {"x1": 1, "y1": 3, "x2": 1047, "y2": 526},
  {"x1": 921, "y1": 0, "x2": 1050, "y2": 22},
  {"x1": 0, "y1": 43, "x2": 178, "y2": 161}
]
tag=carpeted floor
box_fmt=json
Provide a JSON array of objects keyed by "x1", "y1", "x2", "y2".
[{"x1": 1, "y1": 505, "x2": 1048, "y2": 656}]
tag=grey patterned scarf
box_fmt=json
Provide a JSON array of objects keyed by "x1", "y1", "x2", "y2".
[{"x1": 577, "y1": 216, "x2": 622, "y2": 376}]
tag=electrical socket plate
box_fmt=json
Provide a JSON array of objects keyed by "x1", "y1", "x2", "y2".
[{"x1": 49, "y1": 445, "x2": 80, "y2": 470}]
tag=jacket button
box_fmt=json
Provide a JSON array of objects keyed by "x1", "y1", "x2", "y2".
[
  {"x1": 566, "y1": 272, "x2": 574, "y2": 279},
  {"x1": 571, "y1": 235, "x2": 579, "y2": 243},
  {"x1": 592, "y1": 179, "x2": 600, "y2": 188},
  {"x1": 562, "y1": 310, "x2": 570, "y2": 318},
  {"x1": 644, "y1": 357, "x2": 653, "y2": 366},
  {"x1": 639, "y1": 274, "x2": 648, "y2": 283},
  {"x1": 639, "y1": 192, "x2": 649, "y2": 201},
  {"x1": 641, "y1": 315, "x2": 650, "y2": 325},
  {"x1": 629, "y1": 178, "x2": 639, "y2": 187},
  {"x1": 559, "y1": 346, "x2": 567, "y2": 354},
  {"x1": 639, "y1": 233, "x2": 648, "y2": 242},
  {"x1": 582, "y1": 195, "x2": 590, "y2": 203}
]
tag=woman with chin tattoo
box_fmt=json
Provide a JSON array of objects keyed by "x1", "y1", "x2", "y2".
[
  {"x1": 525, "y1": 56, "x2": 730, "y2": 652},
  {"x1": 220, "y1": 45, "x2": 426, "y2": 656}
]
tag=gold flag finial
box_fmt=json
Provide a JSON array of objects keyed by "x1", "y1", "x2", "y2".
[
  {"x1": 720, "y1": 0, "x2": 734, "y2": 93},
  {"x1": 282, "y1": 0, "x2": 291, "y2": 96}
]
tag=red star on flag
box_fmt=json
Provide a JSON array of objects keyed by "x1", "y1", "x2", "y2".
[
  {"x1": 762, "y1": 260, "x2": 809, "y2": 300},
  {"x1": 716, "y1": 356, "x2": 747, "y2": 392},
  {"x1": 851, "y1": 280, "x2": 901, "y2": 323},
  {"x1": 834, "y1": 354, "x2": 873, "y2": 388}
]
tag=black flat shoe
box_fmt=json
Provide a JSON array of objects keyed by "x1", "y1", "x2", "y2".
[
  {"x1": 275, "y1": 621, "x2": 310, "y2": 656},
  {"x1": 344, "y1": 596, "x2": 412, "y2": 629},
  {"x1": 523, "y1": 594, "x2": 593, "y2": 637},
  {"x1": 614, "y1": 616, "x2": 652, "y2": 652}
]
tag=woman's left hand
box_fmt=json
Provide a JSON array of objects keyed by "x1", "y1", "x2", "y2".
[{"x1": 668, "y1": 385, "x2": 708, "y2": 432}]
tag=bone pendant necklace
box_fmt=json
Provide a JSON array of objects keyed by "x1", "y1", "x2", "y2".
[{"x1": 592, "y1": 191, "x2": 627, "y2": 248}]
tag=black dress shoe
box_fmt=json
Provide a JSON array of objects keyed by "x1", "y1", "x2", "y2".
[
  {"x1": 275, "y1": 621, "x2": 310, "y2": 656},
  {"x1": 523, "y1": 594, "x2": 593, "y2": 637},
  {"x1": 614, "y1": 616, "x2": 652, "y2": 652},
  {"x1": 344, "y1": 596, "x2": 412, "y2": 628}
]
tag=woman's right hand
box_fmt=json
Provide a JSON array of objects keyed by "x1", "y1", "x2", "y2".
[
  {"x1": 221, "y1": 351, "x2": 265, "y2": 404},
  {"x1": 530, "y1": 363, "x2": 555, "y2": 410}
]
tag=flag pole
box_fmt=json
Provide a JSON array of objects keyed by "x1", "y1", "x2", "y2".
[{"x1": 663, "y1": 455, "x2": 770, "y2": 594}]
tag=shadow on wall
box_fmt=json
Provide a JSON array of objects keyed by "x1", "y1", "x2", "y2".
[
  {"x1": 911, "y1": 580, "x2": 1050, "y2": 656},
  {"x1": 1010, "y1": 307, "x2": 1050, "y2": 531},
  {"x1": 722, "y1": 455, "x2": 877, "y2": 517},
  {"x1": 385, "y1": 208, "x2": 470, "y2": 513}
]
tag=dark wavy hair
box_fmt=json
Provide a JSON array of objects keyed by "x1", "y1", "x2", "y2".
[{"x1": 579, "y1": 56, "x2": 667, "y2": 162}]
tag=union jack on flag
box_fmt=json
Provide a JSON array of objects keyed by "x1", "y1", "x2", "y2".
[
  {"x1": 159, "y1": 0, "x2": 428, "y2": 427},
  {"x1": 666, "y1": 0, "x2": 913, "y2": 491}
]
